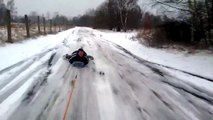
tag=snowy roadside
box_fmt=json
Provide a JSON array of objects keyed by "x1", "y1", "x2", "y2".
[
  {"x1": 0, "y1": 27, "x2": 213, "y2": 120},
  {"x1": 93, "y1": 30, "x2": 213, "y2": 80},
  {"x1": 1, "y1": 27, "x2": 213, "y2": 79},
  {"x1": 0, "y1": 52, "x2": 53, "y2": 119},
  {"x1": 0, "y1": 28, "x2": 77, "y2": 119},
  {"x1": 0, "y1": 28, "x2": 76, "y2": 72},
  {"x1": 1, "y1": 27, "x2": 213, "y2": 87}
]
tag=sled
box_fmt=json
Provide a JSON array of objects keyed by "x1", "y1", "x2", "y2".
[{"x1": 63, "y1": 54, "x2": 94, "y2": 67}]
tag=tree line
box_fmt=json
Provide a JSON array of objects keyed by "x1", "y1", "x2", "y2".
[
  {"x1": 0, "y1": 1, "x2": 70, "y2": 28},
  {"x1": 70, "y1": 0, "x2": 142, "y2": 32},
  {"x1": 0, "y1": 0, "x2": 72, "y2": 43},
  {"x1": 1, "y1": 0, "x2": 212, "y2": 47},
  {"x1": 148, "y1": 0, "x2": 213, "y2": 47},
  {"x1": 70, "y1": 0, "x2": 213, "y2": 47}
]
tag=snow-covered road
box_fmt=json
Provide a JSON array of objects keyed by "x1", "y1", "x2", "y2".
[{"x1": 0, "y1": 27, "x2": 213, "y2": 120}]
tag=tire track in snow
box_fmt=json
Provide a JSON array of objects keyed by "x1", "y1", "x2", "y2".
[
  {"x1": 5, "y1": 27, "x2": 213, "y2": 120},
  {"x1": 101, "y1": 38, "x2": 213, "y2": 82},
  {"x1": 92, "y1": 37, "x2": 148, "y2": 120},
  {"x1": 0, "y1": 47, "x2": 58, "y2": 74},
  {"x1": 0, "y1": 51, "x2": 55, "y2": 103},
  {"x1": 0, "y1": 59, "x2": 35, "y2": 90},
  {"x1": 146, "y1": 65, "x2": 213, "y2": 106},
  {"x1": 93, "y1": 35, "x2": 211, "y2": 120},
  {"x1": 7, "y1": 50, "x2": 74, "y2": 120}
]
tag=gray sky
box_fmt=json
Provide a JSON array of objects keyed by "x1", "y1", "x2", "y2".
[{"x1": 12, "y1": 0, "x2": 106, "y2": 18}]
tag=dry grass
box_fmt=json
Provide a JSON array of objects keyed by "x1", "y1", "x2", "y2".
[
  {"x1": 136, "y1": 28, "x2": 213, "y2": 53},
  {"x1": 0, "y1": 23, "x2": 70, "y2": 44}
]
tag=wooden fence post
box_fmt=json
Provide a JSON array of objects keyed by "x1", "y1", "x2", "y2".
[
  {"x1": 50, "y1": 20, "x2": 52, "y2": 33},
  {"x1": 66, "y1": 22, "x2": 68, "y2": 30},
  {"x1": 24, "y1": 15, "x2": 30, "y2": 37},
  {"x1": 59, "y1": 24, "x2": 61, "y2": 32},
  {"x1": 54, "y1": 21, "x2": 57, "y2": 33},
  {"x1": 37, "y1": 16, "x2": 40, "y2": 34},
  {"x1": 6, "y1": 10, "x2": 12, "y2": 43},
  {"x1": 43, "y1": 17, "x2": 46, "y2": 34}
]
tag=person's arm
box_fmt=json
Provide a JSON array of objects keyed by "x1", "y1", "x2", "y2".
[
  {"x1": 69, "y1": 54, "x2": 77, "y2": 64},
  {"x1": 71, "y1": 51, "x2": 78, "y2": 56}
]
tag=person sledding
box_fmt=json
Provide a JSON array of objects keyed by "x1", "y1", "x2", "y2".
[{"x1": 64, "y1": 48, "x2": 93, "y2": 66}]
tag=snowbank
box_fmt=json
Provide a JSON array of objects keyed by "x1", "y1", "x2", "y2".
[
  {"x1": 95, "y1": 31, "x2": 213, "y2": 80},
  {"x1": 0, "y1": 29, "x2": 74, "y2": 71}
]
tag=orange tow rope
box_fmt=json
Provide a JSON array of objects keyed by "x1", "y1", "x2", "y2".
[{"x1": 62, "y1": 78, "x2": 77, "y2": 120}]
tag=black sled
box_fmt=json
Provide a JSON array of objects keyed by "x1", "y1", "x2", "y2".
[{"x1": 63, "y1": 54, "x2": 94, "y2": 67}]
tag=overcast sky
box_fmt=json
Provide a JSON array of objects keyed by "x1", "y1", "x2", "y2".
[
  {"x1": 3, "y1": 0, "x2": 159, "y2": 18},
  {"x1": 12, "y1": 0, "x2": 106, "y2": 18}
]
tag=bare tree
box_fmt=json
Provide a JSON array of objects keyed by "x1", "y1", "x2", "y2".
[
  {"x1": 108, "y1": 0, "x2": 120, "y2": 30},
  {"x1": 0, "y1": 1, "x2": 7, "y2": 24},
  {"x1": 6, "y1": 0, "x2": 17, "y2": 18},
  {"x1": 46, "y1": 12, "x2": 50, "y2": 20},
  {"x1": 70, "y1": 1, "x2": 142, "y2": 31},
  {"x1": 29, "y1": 11, "x2": 38, "y2": 24},
  {"x1": 114, "y1": 0, "x2": 138, "y2": 31},
  {"x1": 150, "y1": 0, "x2": 213, "y2": 45}
]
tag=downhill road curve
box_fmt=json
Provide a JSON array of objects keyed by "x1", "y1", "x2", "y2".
[{"x1": 1, "y1": 28, "x2": 212, "y2": 120}]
